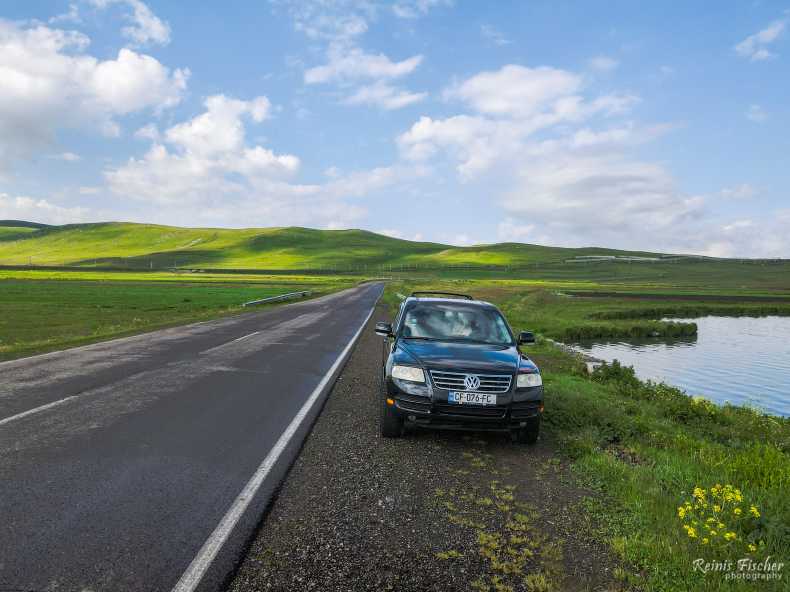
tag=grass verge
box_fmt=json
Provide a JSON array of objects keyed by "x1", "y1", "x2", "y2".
[
  {"x1": 383, "y1": 281, "x2": 790, "y2": 591},
  {"x1": 0, "y1": 274, "x2": 353, "y2": 360}
]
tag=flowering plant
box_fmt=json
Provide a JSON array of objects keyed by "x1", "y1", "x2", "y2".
[{"x1": 677, "y1": 484, "x2": 764, "y2": 554}]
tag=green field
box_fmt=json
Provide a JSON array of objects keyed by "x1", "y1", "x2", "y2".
[
  {"x1": 2, "y1": 219, "x2": 789, "y2": 590},
  {"x1": 0, "y1": 274, "x2": 353, "y2": 360}
]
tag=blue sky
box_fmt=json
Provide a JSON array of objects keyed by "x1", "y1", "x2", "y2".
[{"x1": 1, "y1": 1, "x2": 788, "y2": 257}]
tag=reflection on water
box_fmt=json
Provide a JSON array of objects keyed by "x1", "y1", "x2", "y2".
[{"x1": 571, "y1": 316, "x2": 790, "y2": 417}]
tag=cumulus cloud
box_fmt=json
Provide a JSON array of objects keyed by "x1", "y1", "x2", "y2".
[
  {"x1": 394, "y1": 62, "x2": 767, "y2": 255},
  {"x1": 0, "y1": 193, "x2": 90, "y2": 225},
  {"x1": 105, "y1": 95, "x2": 297, "y2": 205},
  {"x1": 104, "y1": 94, "x2": 413, "y2": 228},
  {"x1": 0, "y1": 19, "x2": 188, "y2": 173},
  {"x1": 89, "y1": 0, "x2": 171, "y2": 47},
  {"x1": 735, "y1": 18, "x2": 786, "y2": 61},
  {"x1": 399, "y1": 65, "x2": 640, "y2": 179},
  {"x1": 443, "y1": 65, "x2": 636, "y2": 120}
]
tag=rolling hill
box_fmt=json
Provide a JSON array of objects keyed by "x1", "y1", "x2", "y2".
[{"x1": 0, "y1": 220, "x2": 675, "y2": 270}]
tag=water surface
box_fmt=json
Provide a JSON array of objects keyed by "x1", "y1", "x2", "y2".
[{"x1": 571, "y1": 316, "x2": 790, "y2": 417}]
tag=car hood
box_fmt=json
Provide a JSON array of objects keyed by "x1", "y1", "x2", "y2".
[{"x1": 398, "y1": 340, "x2": 520, "y2": 374}]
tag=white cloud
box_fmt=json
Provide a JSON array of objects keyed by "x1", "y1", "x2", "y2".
[
  {"x1": 735, "y1": 18, "x2": 786, "y2": 61},
  {"x1": 746, "y1": 104, "x2": 767, "y2": 123},
  {"x1": 304, "y1": 45, "x2": 422, "y2": 83},
  {"x1": 0, "y1": 20, "x2": 188, "y2": 172},
  {"x1": 588, "y1": 55, "x2": 619, "y2": 72},
  {"x1": 0, "y1": 193, "x2": 90, "y2": 225},
  {"x1": 400, "y1": 65, "x2": 639, "y2": 179},
  {"x1": 89, "y1": 0, "x2": 171, "y2": 47},
  {"x1": 395, "y1": 62, "x2": 755, "y2": 255},
  {"x1": 104, "y1": 94, "x2": 411, "y2": 228},
  {"x1": 344, "y1": 81, "x2": 426, "y2": 109},
  {"x1": 283, "y1": 1, "x2": 427, "y2": 111},
  {"x1": 106, "y1": 95, "x2": 297, "y2": 205},
  {"x1": 49, "y1": 3, "x2": 81, "y2": 24},
  {"x1": 445, "y1": 65, "x2": 582, "y2": 118},
  {"x1": 444, "y1": 64, "x2": 638, "y2": 120},
  {"x1": 480, "y1": 24, "x2": 511, "y2": 46},
  {"x1": 720, "y1": 184, "x2": 756, "y2": 199},
  {"x1": 54, "y1": 152, "x2": 82, "y2": 162},
  {"x1": 392, "y1": 0, "x2": 452, "y2": 19}
]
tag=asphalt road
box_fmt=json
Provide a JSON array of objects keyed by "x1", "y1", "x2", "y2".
[{"x1": 0, "y1": 282, "x2": 383, "y2": 592}]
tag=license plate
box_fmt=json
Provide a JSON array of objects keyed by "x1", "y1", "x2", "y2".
[{"x1": 448, "y1": 391, "x2": 497, "y2": 405}]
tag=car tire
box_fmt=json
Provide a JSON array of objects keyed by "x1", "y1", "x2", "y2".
[
  {"x1": 513, "y1": 416, "x2": 540, "y2": 444},
  {"x1": 380, "y1": 371, "x2": 403, "y2": 438}
]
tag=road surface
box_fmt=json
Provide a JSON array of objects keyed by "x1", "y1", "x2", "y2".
[{"x1": 0, "y1": 282, "x2": 383, "y2": 592}]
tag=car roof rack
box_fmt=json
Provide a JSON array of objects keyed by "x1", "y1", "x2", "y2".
[{"x1": 409, "y1": 291, "x2": 474, "y2": 300}]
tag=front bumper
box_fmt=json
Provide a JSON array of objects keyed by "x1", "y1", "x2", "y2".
[{"x1": 387, "y1": 379, "x2": 543, "y2": 432}]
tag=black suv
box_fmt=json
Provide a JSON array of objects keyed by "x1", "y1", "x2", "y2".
[{"x1": 376, "y1": 292, "x2": 544, "y2": 443}]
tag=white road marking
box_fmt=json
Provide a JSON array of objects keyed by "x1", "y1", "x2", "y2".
[
  {"x1": 0, "y1": 395, "x2": 79, "y2": 427},
  {"x1": 199, "y1": 332, "x2": 260, "y2": 355},
  {"x1": 171, "y1": 301, "x2": 377, "y2": 592}
]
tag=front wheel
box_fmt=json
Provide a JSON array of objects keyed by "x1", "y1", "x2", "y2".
[
  {"x1": 513, "y1": 416, "x2": 540, "y2": 445},
  {"x1": 380, "y1": 371, "x2": 403, "y2": 438}
]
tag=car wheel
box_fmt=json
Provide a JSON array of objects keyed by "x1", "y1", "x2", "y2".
[
  {"x1": 513, "y1": 416, "x2": 540, "y2": 445},
  {"x1": 380, "y1": 371, "x2": 403, "y2": 438}
]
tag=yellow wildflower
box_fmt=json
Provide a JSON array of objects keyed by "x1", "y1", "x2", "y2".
[
  {"x1": 733, "y1": 508, "x2": 742, "y2": 516},
  {"x1": 713, "y1": 505, "x2": 722, "y2": 513},
  {"x1": 687, "y1": 527, "x2": 697, "y2": 539},
  {"x1": 724, "y1": 532, "x2": 737, "y2": 541},
  {"x1": 677, "y1": 507, "x2": 686, "y2": 518},
  {"x1": 748, "y1": 544, "x2": 757, "y2": 552},
  {"x1": 702, "y1": 538, "x2": 709, "y2": 544},
  {"x1": 750, "y1": 506, "x2": 760, "y2": 518}
]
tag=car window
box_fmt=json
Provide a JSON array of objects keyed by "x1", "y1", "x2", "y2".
[{"x1": 401, "y1": 303, "x2": 513, "y2": 345}]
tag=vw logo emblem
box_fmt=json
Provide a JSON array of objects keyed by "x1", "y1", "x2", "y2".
[{"x1": 464, "y1": 374, "x2": 480, "y2": 391}]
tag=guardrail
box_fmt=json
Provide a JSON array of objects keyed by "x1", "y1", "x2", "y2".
[{"x1": 243, "y1": 290, "x2": 311, "y2": 307}]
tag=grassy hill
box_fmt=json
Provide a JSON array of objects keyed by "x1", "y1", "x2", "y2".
[
  {"x1": 0, "y1": 220, "x2": 678, "y2": 269},
  {"x1": 1, "y1": 220, "x2": 789, "y2": 293}
]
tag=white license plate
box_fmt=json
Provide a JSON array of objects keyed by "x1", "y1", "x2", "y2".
[{"x1": 448, "y1": 391, "x2": 497, "y2": 405}]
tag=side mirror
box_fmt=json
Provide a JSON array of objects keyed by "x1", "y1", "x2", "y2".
[
  {"x1": 375, "y1": 322, "x2": 394, "y2": 337},
  {"x1": 518, "y1": 331, "x2": 535, "y2": 345}
]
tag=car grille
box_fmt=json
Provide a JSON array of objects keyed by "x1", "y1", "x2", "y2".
[
  {"x1": 429, "y1": 370, "x2": 512, "y2": 393},
  {"x1": 434, "y1": 404, "x2": 506, "y2": 419}
]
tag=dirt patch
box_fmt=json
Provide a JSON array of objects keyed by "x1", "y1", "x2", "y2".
[{"x1": 228, "y1": 304, "x2": 622, "y2": 592}]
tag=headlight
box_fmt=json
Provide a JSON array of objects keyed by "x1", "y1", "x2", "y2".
[
  {"x1": 517, "y1": 373, "x2": 542, "y2": 388},
  {"x1": 392, "y1": 365, "x2": 425, "y2": 383}
]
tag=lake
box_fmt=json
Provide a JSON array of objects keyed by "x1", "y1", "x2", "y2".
[{"x1": 570, "y1": 316, "x2": 790, "y2": 417}]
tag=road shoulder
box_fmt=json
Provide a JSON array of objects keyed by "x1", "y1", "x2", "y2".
[{"x1": 229, "y1": 303, "x2": 621, "y2": 592}]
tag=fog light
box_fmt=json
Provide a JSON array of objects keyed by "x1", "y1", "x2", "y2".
[{"x1": 386, "y1": 398, "x2": 395, "y2": 406}]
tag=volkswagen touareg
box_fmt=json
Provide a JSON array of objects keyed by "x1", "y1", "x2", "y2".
[{"x1": 375, "y1": 292, "x2": 544, "y2": 443}]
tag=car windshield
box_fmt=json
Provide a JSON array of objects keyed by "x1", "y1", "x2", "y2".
[{"x1": 401, "y1": 302, "x2": 513, "y2": 345}]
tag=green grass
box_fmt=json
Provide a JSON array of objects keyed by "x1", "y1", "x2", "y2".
[
  {"x1": 382, "y1": 280, "x2": 790, "y2": 591},
  {"x1": 3, "y1": 221, "x2": 789, "y2": 296},
  {"x1": 0, "y1": 275, "x2": 352, "y2": 360}
]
